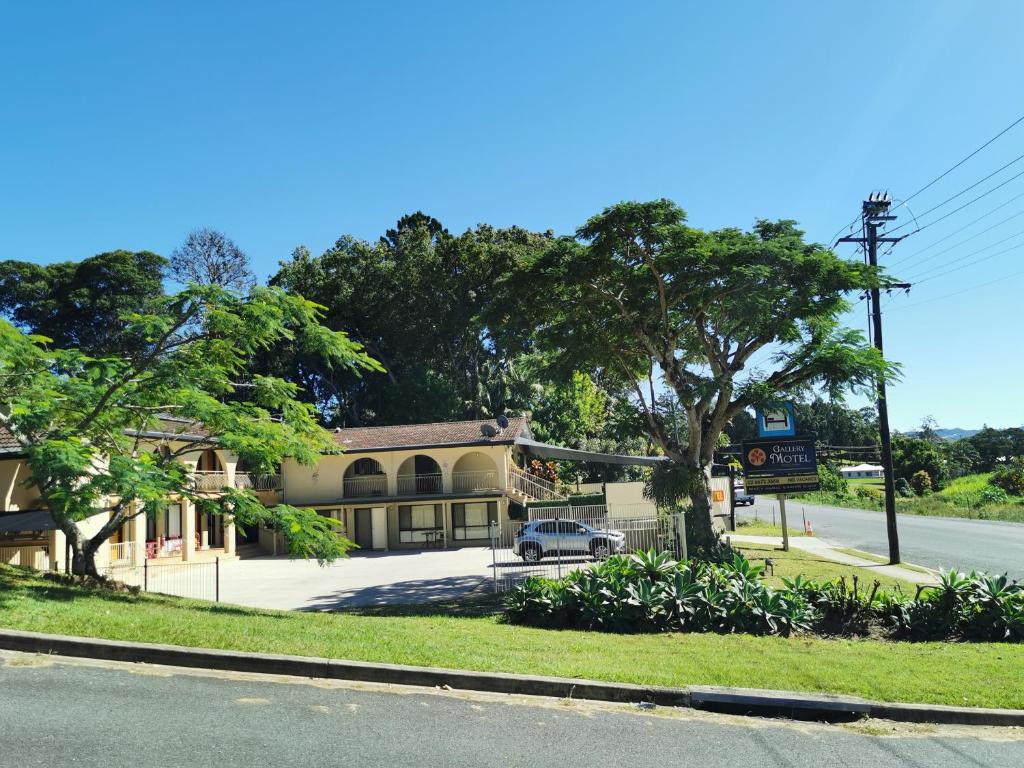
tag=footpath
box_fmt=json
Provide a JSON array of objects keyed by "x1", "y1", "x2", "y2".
[{"x1": 725, "y1": 533, "x2": 936, "y2": 585}]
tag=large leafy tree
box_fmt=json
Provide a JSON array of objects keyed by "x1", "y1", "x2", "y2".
[
  {"x1": 268, "y1": 214, "x2": 552, "y2": 426},
  {"x1": 495, "y1": 200, "x2": 894, "y2": 551},
  {"x1": 0, "y1": 285, "x2": 383, "y2": 576},
  {"x1": 0, "y1": 250, "x2": 167, "y2": 356}
]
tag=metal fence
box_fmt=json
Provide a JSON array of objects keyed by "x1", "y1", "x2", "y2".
[
  {"x1": 489, "y1": 510, "x2": 685, "y2": 592},
  {"x1": 101, "y1": 558, "x2": 220, "y2": 602}
]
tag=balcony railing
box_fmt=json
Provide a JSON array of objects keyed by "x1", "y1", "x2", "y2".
[
  {"x1": 396, "y1": 472, "x2": 443, "y2": 496},
  {"x1": 343, "y1": 474, "x2": 388, "y2": 498},
  {"x1": 191, "y1": 471, "x2": 228, "y2": 492},
  {"x1": 452, "y1": 470, "x2": 500, "y2": 493},
  {"x1": 109, "y1": 541, "x2": 136, "y2": 564},
  {"x1": 234, "y1": 472, "x2": 282, "y2": 491}
]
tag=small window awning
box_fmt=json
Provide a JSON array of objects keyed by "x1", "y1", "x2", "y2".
[
  {"x1": 514, "y1": 437, "x2": 668, "y2": 467},
  {"x1": 0, "y1": 510, "x2": 57, "y2": 533}
]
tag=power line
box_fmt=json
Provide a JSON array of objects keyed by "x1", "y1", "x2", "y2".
[
  {"x1": 895, "y1": 112, "x2": 1024, "y2": 207},
  {"x1": 900, "y1": 225, "x2": 1024, "y2": 282},
  {"x1": 888, "y1": 153, "x2": 1024, "y2": 235},
  {"x1": 886, "y1": 267, "x2": 1024, "y2": 312},
  {"x1": 885, "y1": 189, "x2": 1024, "y2": 270},
  {"x1": 910, "y1": 239, "x2": 1024, "y2": 286},
  {"x1": 888, "y1": 164, "x2": 1024, "y2": 237}
]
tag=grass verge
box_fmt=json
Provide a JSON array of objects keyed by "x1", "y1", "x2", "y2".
[
  {"x1": 2, "y1": 564, "x2": 1021, "y2": 709},
  {"x1": 733, "y1": 543, "x2": 913, "y2": 591}
]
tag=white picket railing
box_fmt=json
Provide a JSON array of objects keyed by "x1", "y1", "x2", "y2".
[
  {"x1": 452, "y1": 470, "x2": 500, "y2": 493},
  {"x1": 508, "y1": 466, "x2": 567, "y2": 502},
  {"x1": 108, "y1": 541, "x2": 137, "y2": 564}
]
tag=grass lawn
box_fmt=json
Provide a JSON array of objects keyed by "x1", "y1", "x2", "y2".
[
  {"x1": 3, "y1": 564, "x2": 1022, "y2": 709},
  {"x1": 733, "y1": 542, "x2": 913, "y2": 592},
  {"x1": 732, "y1": 520, "x2": 805, "y2": 538}
]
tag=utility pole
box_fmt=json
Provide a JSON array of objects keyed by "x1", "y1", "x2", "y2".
[{"x1": 838, "y1": 192, "x2": 910, "y2": 564}]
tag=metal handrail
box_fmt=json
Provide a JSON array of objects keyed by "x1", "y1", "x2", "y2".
[
  {"x1": 191, "y1": 470, "x2": 228, "y2": 492},
  {"x1": 234, "y1": 473, "x2": 282, "y2": 491},
  {"x1": 451, "y1": 470, "x2": 500, "y2": 492},
  {"x1": 343, "y1": 474, "x2": 388, "y2": 497},
  {"x1": 507, "y1": 466, "x2": 567, "y2": 502},
  {"x1": 396, "y1": 472, "x2": 443, "y2": 495}
]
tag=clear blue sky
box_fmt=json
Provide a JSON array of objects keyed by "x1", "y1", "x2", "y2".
[{"x1": 2, "y1": 2, "x2": 1022, "y2": 432}]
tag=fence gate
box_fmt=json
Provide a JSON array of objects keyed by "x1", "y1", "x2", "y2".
[{"x1": 490, "y1": 509, "x2": 684, "y2": 592}]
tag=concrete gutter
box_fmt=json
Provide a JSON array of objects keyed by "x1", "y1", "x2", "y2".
[{"x1": 1, "y1": 628, "x2": 1021, "y2": 727}]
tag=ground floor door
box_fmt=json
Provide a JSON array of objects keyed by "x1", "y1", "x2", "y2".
[{"x1": 354, "y1": 508, "x2": 373, "y2": 549}]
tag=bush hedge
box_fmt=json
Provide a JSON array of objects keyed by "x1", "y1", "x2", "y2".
[{"x1": 503, "y1": 550, "x2": 1024, "y2": 642}]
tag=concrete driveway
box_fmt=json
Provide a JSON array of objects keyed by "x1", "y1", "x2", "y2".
[{"x1": 219, "y1": 547, "x2": 500, "y2": 611}]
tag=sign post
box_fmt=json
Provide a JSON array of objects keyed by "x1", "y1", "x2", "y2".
[
  {"x1": 778, "y1": 494, "x2": 790, "y2": 551},
  {"x1": 741, "y1": 435, "x2": 819, "y2": 552}
]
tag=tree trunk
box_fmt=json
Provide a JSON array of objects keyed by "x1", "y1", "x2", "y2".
[
  {"x1": 65, "y1": 529, "x2": 101, "y2": 578},
  {"x1": 685, "y1": 471, "x2": 720, "y2": 555}
]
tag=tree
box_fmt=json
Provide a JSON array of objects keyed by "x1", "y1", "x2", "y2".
[
  {"x1": 990, "y1": 457, "x2": 1024, "y2": 496},
  {"x1": 170, "y1": 228, "x2": 256, "y2": 291},
  {"x1": 0, "y1": 250, "x2": 167, "y2": 356},
  {"x1": 268, "y1": 215, "x2": 551, "y2": 426},
  {"x1": 0, "y1": 285, "x2": 383, "y2": 576},
  {"x1": 892, "y1": 434, "x2": 948, "y2": 488},
  {"x1": 494, "y1": 200, "x2": 893, "y2": 552},
  {"x1": 792, "y1": 398, "x2": 879, "y2": 446},
  {"x1": 909, "y1": 470, "x2": 933, "y2": 496}
]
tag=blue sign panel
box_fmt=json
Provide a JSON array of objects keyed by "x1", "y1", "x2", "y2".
[{"x1": 755, "y1": 402, "x2": 796, "y2": 438}]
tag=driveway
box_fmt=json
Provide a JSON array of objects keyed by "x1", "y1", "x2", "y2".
[{"x1": 219, "y1": 547, "x2": 500, "y2": 610}]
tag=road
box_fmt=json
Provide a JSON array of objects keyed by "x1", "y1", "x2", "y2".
[
  {"x1": 1, "y1": 652, "x2": 1020, "y2": 768},
  {"x1": 737, "y1": 497, "x2": 1024, "y2": 579}
]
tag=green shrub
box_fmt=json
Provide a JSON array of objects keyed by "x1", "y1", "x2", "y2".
[
  {"x1": 990, "y1": 457, "x2": 1024, "y2": 497},
  {"x1": 895, "y1": 477, "x2": 914, "y2": 498},
  {"x1": 504, "y1": 551, "x2": 1024, "y2": 643},
  {"x1": 855, "y1": 485, "x2": 883, "y2": 502},
  {"x1": 818, "y1": 463, "x2": 848, "y2": 495},
  {"x1": 910, "y1": 470, "x2": 933, "y2": 496}
]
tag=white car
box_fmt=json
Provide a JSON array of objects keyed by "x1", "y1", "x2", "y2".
[{"x1": 513, "y1": 519, "x2": 627, "y2": 562}]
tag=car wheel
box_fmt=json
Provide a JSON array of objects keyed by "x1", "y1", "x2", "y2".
[
  {"x1": 590, "y1": 540, "x2": 611, "y2": 560},
  {"x1": 522, "y1": 543, "x2": 542, "y2": 563}
]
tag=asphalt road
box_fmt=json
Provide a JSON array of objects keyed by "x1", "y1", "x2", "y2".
[
  {"x1": 1, "y1": 652, "x2": 1021, "y2": 768},
  {"x1": 737, "y1": 498, "x2": 1024, "y2": 579}
]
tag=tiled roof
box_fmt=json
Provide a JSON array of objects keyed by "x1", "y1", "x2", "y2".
[
  {"x1": 0, "y1": 425, "x2": 24, "y2": 455},
  {"x1": 331, "y1": 417, "x2": 531, "y2": 452}
]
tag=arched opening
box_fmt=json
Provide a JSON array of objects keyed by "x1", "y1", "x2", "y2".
[
  {"x1": 342, "y1": 457, "x2": 387, "y2": 498},
  {"x1": 452, "y1": 452, "x2": 499, "y2": 492},
  {"x1": 396, "y1": 455, "x2": 442, "y2": 495}
]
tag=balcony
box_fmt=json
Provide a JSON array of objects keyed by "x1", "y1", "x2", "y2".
[
  {"x1": 452, "y1": 470, "x2": 500, "y2": 493},
  {"x1": 342, "y1": 474, "x2": 388, "y2": 499},
  {"x1": 234, "y1": 472, "x2": 282, "y2": 491},
  {"x1": 108, "y1": 541, "x2": 137, "y2": 565},
  {"x1": 396, "y1": 472, "x2": 443, "y2": 496},
  {"x1": 191, "y1": 471, "x2": 228, "y2": 492}
]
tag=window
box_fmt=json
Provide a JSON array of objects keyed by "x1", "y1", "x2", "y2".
[
  {"x1": 451, "y1": 501, "x2": 497, "y2": 540},
  {"x1": 147, "y1": 504, "x2": 182, "y2": 541},
  {"x1": 398, "y1": 504, "x2": 442, "y2": 543},
  {"x1": 535, "y1": 521, "x2": 557, "y2": 534}
]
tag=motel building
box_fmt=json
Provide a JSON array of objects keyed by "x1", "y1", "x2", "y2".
[{"x1": 2, "y1": 415, "x2": 665, "y2": 570}]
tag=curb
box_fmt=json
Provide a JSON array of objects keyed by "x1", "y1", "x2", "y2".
[{"x1": 1, "y1": 628, "x2": 1021, "y2": 727}]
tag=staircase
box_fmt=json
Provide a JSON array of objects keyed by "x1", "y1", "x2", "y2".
[{"x1": 507, "y1": 465, "x2": 567, "y2": 504}]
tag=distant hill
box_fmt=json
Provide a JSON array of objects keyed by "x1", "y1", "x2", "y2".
[{"x1": 906, "y1": 427, "x2": 981, "y2": 440}]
